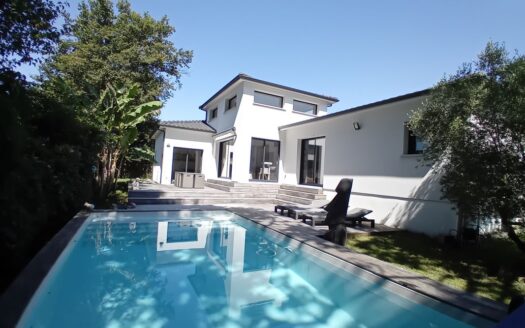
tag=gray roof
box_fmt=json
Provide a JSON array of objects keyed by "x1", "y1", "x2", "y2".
[
  {"x1": 160, "y1": 120, "x2": 216, "y2": 133},
  {"x1": 199, "y1": 73, "x2": 339, "y2": 110}
]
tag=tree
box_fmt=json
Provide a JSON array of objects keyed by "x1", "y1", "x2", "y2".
[
  {"x1": 93, "y1": 83, "x2": 162, "y2": 201},
  {"x1": 409, "y1": 42, "x2": 525, "y2": 252},
  {"x1": 0, "y1": 0, "x2": 66, "y2": 71},
  {"x1": 38, "y1": 0, "x2": 192, "y2": 199},
  {"x1": 39, "y1": 0, "x2": 192, "y2": 103},
  {"x1": 0, "y1": 71, "x2": 102, "y2": 291}
]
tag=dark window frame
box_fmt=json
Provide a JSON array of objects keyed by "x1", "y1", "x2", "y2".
[
  {"x1": 210, "y1": 108, "x2": 218, "y2": 120},
  {"x1": 226, "y1": 95, "x2": 237, "y2": 110},
  {"x1": 253, "y1": 90, "x2": 284, "y2": 108},
  {"x1": 248, "y1": 137, "x2": 281, "y2": 182},
  {"x1": 404, "y1": 123, "x2": 425, "y2": 154},
  {"x1": 293, "y1": 99, "x2": 318, "y2": 115},
  {"x1": 299, "y1": 136, "x2": 325, "y2": 186}
]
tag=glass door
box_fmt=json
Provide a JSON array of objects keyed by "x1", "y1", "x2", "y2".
[
  {"x1": 299, "y1": 137, "x2": 325, "y2": 186},
  {"x1": 249, "y1": 138, "x2": 280, "y2": 181},
  {"x1": 218, "y1": 140, "x2": 234, "y2": 179},
  {"x1": 171, "y1": 147, "x2": 203, "y2": 181}
]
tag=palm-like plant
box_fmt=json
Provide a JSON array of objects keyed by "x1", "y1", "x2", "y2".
[{"x1": 94, "y1": 83, "x2": 162, "y2": 201}]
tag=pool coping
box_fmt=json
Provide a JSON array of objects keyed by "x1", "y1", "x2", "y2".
[
  {"x1": 0, "y1": 205, "x2": 507, "y2": 326},
  {"x1": 0, "y1": 211, "x2": 89, "y2": 328}
]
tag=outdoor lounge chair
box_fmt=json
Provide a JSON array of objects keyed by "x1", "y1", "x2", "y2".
[
  {"x1": 274, "y1": 204, "x2": 326, "y2": 220},
  {"x1": 299, "y1": 208, "x2": 374, "y2": 228}
]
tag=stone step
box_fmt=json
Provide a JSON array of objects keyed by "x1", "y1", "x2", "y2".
[
  {"x1": 279, "y1": 184, "x2": 324, "y2": 195},
  {"x1": 275, "y1": 194, "x2": 312, "y2": 205},
  {"x1": 206, "y1": 179, "x2": 280, "y2": 188},
  {"x1": 129, "y1": 197, "x2": 280, "y2": 205},
  {"x1": 129, "y1": 190, "x2": 228, "y2": 198},
  {"x1": 277, "y1": 189, "x2": 326, "y2": 200},
  {"x1": 203, "y1": 182, "x2": 231, "y2": 192},
  {"x1": 129, "y1": 192, "x2": 277, "y2": 201},
  {"x1": 206, "y1": 179, "x2": 237, "y2": 187}
]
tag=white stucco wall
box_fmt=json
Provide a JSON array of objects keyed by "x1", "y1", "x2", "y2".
[
  {"x1": 230, "y1": 81, "x2": 335, "y2": 182},
  {"x1": 280, "y1": 95, "x2": 458, "y2": 236},
  {"x1": 159, "y1": 128, "x2": 215, "y2": 185},
  {"x1": 205, "y1": 84, "x2": 242, "y2": 134}
]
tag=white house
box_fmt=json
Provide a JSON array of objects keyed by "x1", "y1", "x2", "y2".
[{"x1": 152, "y1": 74, "x2": 457, "y2": 236}]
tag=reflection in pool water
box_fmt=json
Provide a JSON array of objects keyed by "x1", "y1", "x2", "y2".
[{"x1": 18, "y1": 211, "x2": 491, "y2": 327}]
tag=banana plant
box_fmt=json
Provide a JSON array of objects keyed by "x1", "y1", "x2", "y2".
[{"x1": 94, "y1": 83, "x2": 162, "y2": 201}]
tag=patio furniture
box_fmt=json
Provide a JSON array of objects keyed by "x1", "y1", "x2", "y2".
[
  {"x1": 258, "y1": 162, "x2": 273, "y2": 180},
  {"x1": 300, "y1": 208, "x2": 374, "y2": 228},
  {"x1": 345, "y1": 208, "x2": 375, "y2": 228}
]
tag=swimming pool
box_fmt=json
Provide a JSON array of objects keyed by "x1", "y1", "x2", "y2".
[{"x1": 18, "y1": 210, "x2": 493, "y2": 327}]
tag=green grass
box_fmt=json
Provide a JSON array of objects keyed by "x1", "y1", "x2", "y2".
[{"x1": 346, "y1": 231, "x2": 525, "y2": 303}]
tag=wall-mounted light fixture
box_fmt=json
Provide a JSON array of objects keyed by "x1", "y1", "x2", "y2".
[{"x1": 353, "y1": 122, "x2": 361, "y2": 130}]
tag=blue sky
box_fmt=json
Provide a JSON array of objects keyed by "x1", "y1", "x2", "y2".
[{"x1": 21, "y1": 0, "x2": 525, "y2": 121}]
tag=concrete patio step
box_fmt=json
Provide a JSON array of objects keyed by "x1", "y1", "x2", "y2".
[
  {"x1": 129, "y1": 197, "x2": 284, "y2": 205},
  {"x1": 275, "y1": 194, "x2": 313, "y2": 205},
  {"x1": 279, "y1": 184, "x2": 324, "y2": 194},
  {"x1": 204, "y1": 182, "x2": 231, "y2": 192},
  {"x1": 277, "y1": 188, "x2": 326, "y2": 200}
]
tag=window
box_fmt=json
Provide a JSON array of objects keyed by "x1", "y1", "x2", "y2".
[
  {"x1": 170, "y1": 147, "x2": 203, "y2": 181},
  {"x1": 293, "y1": 100, "x2": 318, "y2": 115},
  {"x1": 210, "y1": 108, "x2": 218, "y2": 120},
  {"x1": 249, "y1": 138, "x2": 280, "y2": 181},
  {"x1": 405, "y1": 124, "x2": 426, "y2": 154},
  {"x1": 254, "y1": 91, "x2": 283, "y2": 108},
  {"x1": 226, "y1": 95, "x2": 237, "y2": 110},
  {"x1": 300, "y1": 137, "x2": 325, "y2": 185}
]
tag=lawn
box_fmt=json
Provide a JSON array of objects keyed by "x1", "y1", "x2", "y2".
[{"x1": 346, "y1": 231, "x2": 525, "y2": 303}]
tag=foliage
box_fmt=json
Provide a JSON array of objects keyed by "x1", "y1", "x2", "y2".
[
  {"x1": 38, "y1": 0, "x2": 192, "y2": 185},
  {"x1": 39, "y1": 0, "x2": 192, "y2": 103},
  {"x1": 409, "y1": 42, "x2": 525, "y2": 252},
  {"x1": 0, "y1": 72, "x2": 101, "y2": 291},
  {"x1": 93, "y1": 83, "x2": 162, "y2": 201},
  {"x1": 347, "y1": 232, "x2": 525, "y2": 303},
  {"x1": 0, "y1": 0, "x2": 66, "y2": 71}
]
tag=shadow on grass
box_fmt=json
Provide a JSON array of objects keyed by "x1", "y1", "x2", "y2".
[{"x1": 346, "y1": 231, "x2": 525, "y2": 303}]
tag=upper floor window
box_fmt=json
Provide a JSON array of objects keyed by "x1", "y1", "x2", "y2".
[
  {"x1": 404, "y1": 124, "x2": 426, "y2": 154},
  {"x1": 210, "y1": 108, "x2": 218, "y2": 120},
  {"x1": 254, "y1": 91, "x2": 283, "y2": 108},
  {"x1": 293, "y1": 100, "x2": 318, "y2": 115},
  {"x1": 226, "y1": 95, "x2": 237, "y2": 110}
]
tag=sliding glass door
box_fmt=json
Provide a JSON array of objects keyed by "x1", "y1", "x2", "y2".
[
  {"x1": 299, "y1": 137, "x2": 325, "y2": 186},
  {"x1": 249, "y1": 138, "x2": 280, "y2": 181},
  {"x1": 171, "y1": 147, "x2": 203, "y2": 181},
  {"x1": 218, "y1": 140, "x2": 234, "y2": 179}
]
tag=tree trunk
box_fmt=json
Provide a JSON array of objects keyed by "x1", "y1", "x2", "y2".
[
  {"x1": 95, "y1": 145, "x2": 120, "y2": 204},
  {"x1": 499, "y1": 211, "x2": 525, "y2": 253}
]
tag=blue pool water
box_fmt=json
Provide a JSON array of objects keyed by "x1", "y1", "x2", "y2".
[{"x1": 19, "y1": 210, "x2": 493, "y2": 327}]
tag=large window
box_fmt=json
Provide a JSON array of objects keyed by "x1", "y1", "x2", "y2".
[
  {"x1": 293, "y1": 100, "x2": 317, "y2": 115},
  {"x1": 249, "y1": 138, "x2": 280, "y2": 181},
  {"x1": 171, "y1": 147, "x2": 203, "y2": 181},
  {"x1": 300, "y1": 137, "x2": 325, "y2": 186},
  {"x1": 226, "y1": 96, "x2": 237, "y2": 110},
  {"x1": 254, "y1": 91, "x2": 283, "y2": 108},
  {"x1": 218, "y1": 139, "x2": 234, "y2": 179}
]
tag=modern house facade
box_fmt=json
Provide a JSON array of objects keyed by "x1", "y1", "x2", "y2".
[{"x1": 152, "y1": 74, "x2": 457, "y2": 236}]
